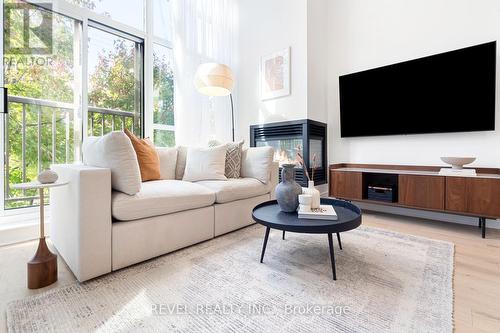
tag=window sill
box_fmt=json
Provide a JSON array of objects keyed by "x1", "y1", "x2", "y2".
[{"x1": 0, "y1": 210, "x2": 49, "y2": 247}]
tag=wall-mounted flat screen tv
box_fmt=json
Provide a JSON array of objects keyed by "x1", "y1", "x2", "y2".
[{"x1": 339, "y1": 41, "x2": 496, "y2": 137}]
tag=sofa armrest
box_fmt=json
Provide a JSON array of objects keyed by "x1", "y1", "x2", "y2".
[
  {"x1": 269, "y1": 161, "x2": 279, "y2": 200},
  {"x1": 50, "y1": 164, "x2": 112, "y2": 282}
]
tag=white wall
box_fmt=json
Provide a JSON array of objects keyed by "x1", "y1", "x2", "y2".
[
  {"x1": 327, "y1": 0, "x2": 500, "y2": 167},
  {"x1": 307, "y1": 0, "x2": 328, "y2": 124},
  {"x1": 235, "y1": 0, "x2": 308, "y2": 144},
  {"x1": 325, "y1": 0, "x2": 500, "y2": 229}
]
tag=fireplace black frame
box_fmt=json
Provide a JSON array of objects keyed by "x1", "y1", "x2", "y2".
[{"x1": 250, "y1": 119, "x2": 327, "y2": 186}]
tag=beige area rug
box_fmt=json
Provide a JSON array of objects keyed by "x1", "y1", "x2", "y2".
[{"x1": 7, "y1": 225, "x2": 453, "y2": 333}]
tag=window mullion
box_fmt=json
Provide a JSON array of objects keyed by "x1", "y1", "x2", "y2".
[
  {"x1": 144, "y1": 0, "x2": 154, "y2": 139},
  {"x1": 87, "y1": 20, "x2": 144, "y2": 44},
  {"x1": 72, "y1": 19, "x2": 83, "y2": 162},
  {"x1": 152, "y1": 124, "x2": 175, "y2": 131},
  {"x1": 153, "y1": 36, "x2": 172, "y2": 49},
  {"x1": 0, "y1": 0, "x2": 5, "y2": 213},
  {"x1": 26, "y1": 0, "x2": 146, "y2": 40},
  {"x1": 81, "y1": 18, "x2": 89, "y2": 147}
]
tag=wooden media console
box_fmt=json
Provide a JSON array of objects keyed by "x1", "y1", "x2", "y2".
[{"x1": 329, "y1": 163, "x2": 500, "y2": 238}]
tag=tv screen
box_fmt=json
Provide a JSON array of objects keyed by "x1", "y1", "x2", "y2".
[{"x1": 339, "y1": 41, "x2": 497, "y2": 137}]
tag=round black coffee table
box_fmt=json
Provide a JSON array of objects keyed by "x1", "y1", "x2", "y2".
[{"x1": 252, "y1": 198, "x2": 362, "y2": 280}]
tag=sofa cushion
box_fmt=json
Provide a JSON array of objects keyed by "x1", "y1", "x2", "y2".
[
  {"x1": 196, "y1": 178, "x2": 270, "y2": 204},
  {"x1": 112, "y1": 180, "x2": 216, "y2": 221},
  {"x1": 209, "y1": 140, "x2": 244, "y2": 178},
  {"x1": 83, "y1": 131, "x2": 141, "y2": 195},
  {"x1": 175, "y1": 146, "x2": 188, "y2": 180},
  {"x1": 157, "y1": 147, "x2": 178, "y2": 180},
  {"x1": 124, "y1": 129, "x2": 161, "y2": 181},
  {"x1": 241, "y1": 146, "x2": 274, "y2": 184},
  {"x1": 182, "y1": 145, "x2": 228, "y2": 182}
]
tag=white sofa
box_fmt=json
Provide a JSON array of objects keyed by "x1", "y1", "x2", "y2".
[{"x1": 50, "y1": 143, "x2": 278, "y2": 282}]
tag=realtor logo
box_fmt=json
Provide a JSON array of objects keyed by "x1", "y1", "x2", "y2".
[{"x1": 4, "y1": 2, "x2": 53, "y2": 54}]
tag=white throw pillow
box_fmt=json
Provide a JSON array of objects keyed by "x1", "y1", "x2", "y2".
[
  {"x1": 175, "y1": 146, "x2": 188, "y2": 180},
  {"x1": 83, "y1": 131, "x2": 141, "y2": 195},
  {"x1": 156, "y1": 147, "x2": 178, "y2": 180},
  {"x1": 208, "y1": 139, "x2": 244, "y2": 178},
  {"x1": 241, "y1": 146, "x2": 274, "y2": 184},
  {"x1": 182, "y1": 145, "x2": 228, "y2": 182}
]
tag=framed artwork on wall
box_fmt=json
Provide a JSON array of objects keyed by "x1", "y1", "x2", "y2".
[{"x1": 260, "y1": 47, "x2": 290, "y2": 100}]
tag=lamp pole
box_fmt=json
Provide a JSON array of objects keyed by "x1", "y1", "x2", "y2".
[{"x1": 230, "y1": 93, "x2": 235, "y2": 142}]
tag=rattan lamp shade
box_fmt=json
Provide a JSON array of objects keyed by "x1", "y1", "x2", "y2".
[{"x1": 194, "y1": 63, "x2": 234, "y2": 96}]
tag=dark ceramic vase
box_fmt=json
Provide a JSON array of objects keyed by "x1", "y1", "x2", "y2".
[{"x1": 275, "y1": 164, "x2": 302, "y2": 212}]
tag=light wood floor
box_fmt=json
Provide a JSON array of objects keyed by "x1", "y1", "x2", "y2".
[
  {"x1": 364, "y1": 212, "x2": 500, "y2": 333},
  {"x1": 0, "y1": 212, "x2": 499, "y2": 333}
]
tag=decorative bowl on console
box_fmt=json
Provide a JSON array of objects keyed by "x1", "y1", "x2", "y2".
[{"x1": 440, "y1": 157, "x2": 476, "y2": 170}]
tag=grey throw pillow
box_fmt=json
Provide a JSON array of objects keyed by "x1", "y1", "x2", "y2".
[{"x1": 208, "y1": 140, "x2": 244, "y2": 178}]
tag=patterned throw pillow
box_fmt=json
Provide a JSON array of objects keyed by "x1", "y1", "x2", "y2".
[{"x1": 208, "y1": 140, "x2": 244, "y2": 178}]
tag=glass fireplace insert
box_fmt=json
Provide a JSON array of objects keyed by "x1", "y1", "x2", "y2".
[{"x1": 250, "y1": 119, "x2": 327, "y2": 186}]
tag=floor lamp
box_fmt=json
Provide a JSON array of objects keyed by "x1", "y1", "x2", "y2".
[{"x1": 194, "y1": 63, "x2": 235, "y2": 141}]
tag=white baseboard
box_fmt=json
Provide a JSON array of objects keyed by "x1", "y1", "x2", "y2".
[{"x1": 351, "y1": 200, "x2": 500, "y2": 230}]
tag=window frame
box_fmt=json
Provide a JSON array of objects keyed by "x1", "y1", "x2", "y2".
[
  {"x1": 151, "y1": 42, "x2": 175, "y2": 145},
  {"x1": 87, "y1": 20, "x2": 145, "y2": 136},
  {"x1": 148, "y1": 0, "x2": 175, "y2": 146},
  {"x1": 0, "y1": 0, "x2": 5, "y2": 214},
  {"x1": 23, "y1": 0, "x2": 151, "y2": 142}
]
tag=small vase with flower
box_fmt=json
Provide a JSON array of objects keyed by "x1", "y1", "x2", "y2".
[{"x1": 296, "y1": 148, "x2": 321, "y2": 209}]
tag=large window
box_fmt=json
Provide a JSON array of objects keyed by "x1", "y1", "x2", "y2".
[
  {"x1": 87, "y1": 25, "x2": 143, "y2": 136},
  {"x1": 153, "y1": 0, "x2": 172, "y2": 41},
  {"x1": 153, "y1": 43, "x2": 174, "y2": 147},
  {"x1": 1, "y1": 0, "x2": 174, "y2": 211},
  {"x1": 68, "y1": 0, "x2": 144, "y2": 30},
  {"x1": 3, "y1": 1, "x2": 79, "y2": 208},
  {"x1": 152, "y1": 0, "x2": 175, "y2": 147}
]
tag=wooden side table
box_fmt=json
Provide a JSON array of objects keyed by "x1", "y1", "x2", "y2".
[{"x1": 12, "y1": 181, "x2": 68, "y2": 289}]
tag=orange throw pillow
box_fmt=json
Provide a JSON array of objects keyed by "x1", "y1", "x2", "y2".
[{"x1": 124, "y1": 129, "x2": 161, "y2": 181}]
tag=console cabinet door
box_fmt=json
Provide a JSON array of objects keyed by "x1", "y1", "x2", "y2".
[
  {"x1": 330, "y1": 171, "x2": 362, "y2": 200},
  {"x1": 465, "y1": 178, "x2": 500, "y2": 218},
  {"x1": 445, "y1": 177, "x2": 467, "y2": 213},
  {"x1": 399, "y1": 175, "x2": 445, "y2": 210}
]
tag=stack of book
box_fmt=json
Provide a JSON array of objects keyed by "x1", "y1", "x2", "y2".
[{"x1": 298, "y1": 205, "x2": 338, "y2": 220}]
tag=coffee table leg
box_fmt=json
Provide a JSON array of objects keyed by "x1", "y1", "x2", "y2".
[
  {"x1": 260, "y1": 227, "x2": 271, "y2": 263},
  {"x1": 328, "y1": 233, "x2": 337, "y2": 280},
  {"x1": 336, "y1": 233, "x2": 342, "y2": 250},
  {"x1": 282, "y1": 230, "x2": 285, "y2": 240}
]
